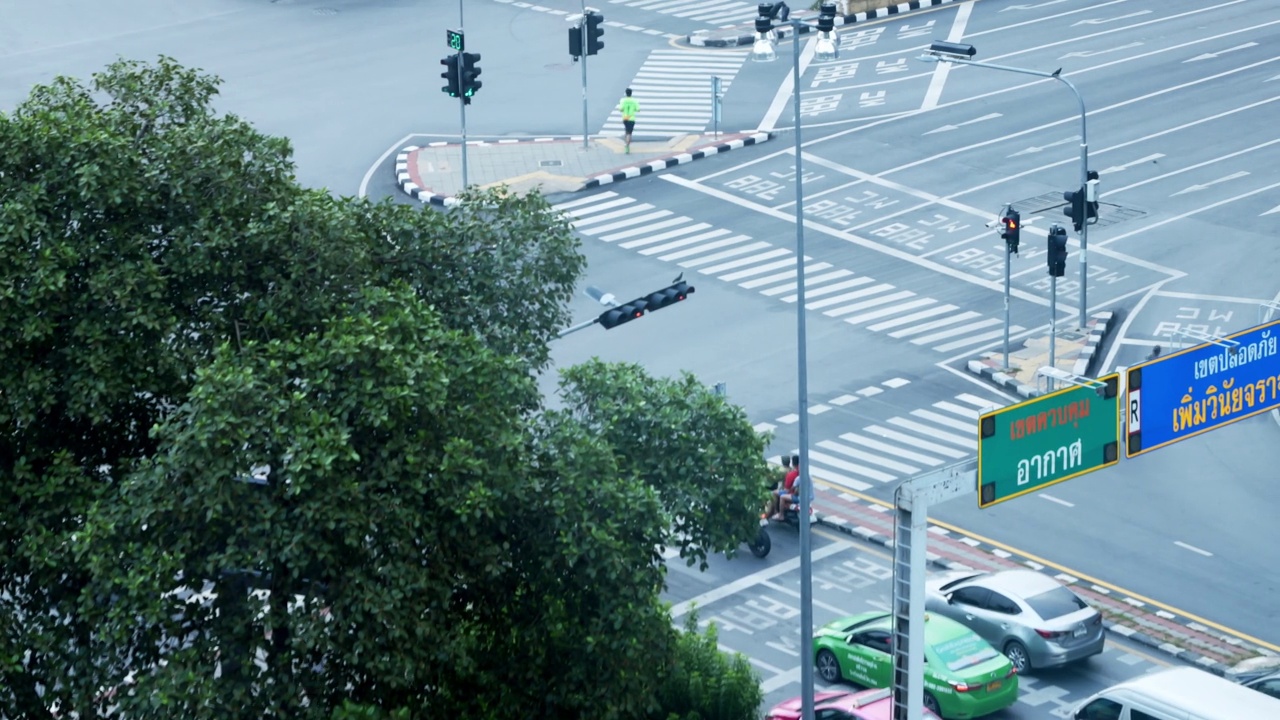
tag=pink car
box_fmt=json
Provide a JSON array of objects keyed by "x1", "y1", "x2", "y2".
[{"x1": 767, "y1": 688, "x2": 942, "y2": 720}]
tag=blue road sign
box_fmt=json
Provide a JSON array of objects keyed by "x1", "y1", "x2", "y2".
[{"x1": 1125, "y1": 318, "x2": 1280, "y2": 457}]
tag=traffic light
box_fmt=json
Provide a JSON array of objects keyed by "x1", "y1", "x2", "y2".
[
  {"x1": 1063, "y1": 187, "x2": 1085, "y2": 232},
  {"x1": 585, "y1": 11, "x2": 605, "y2": 55},
  {"x1": 440, "y1": 54, "x2": 460, "y2": 98},
  {"x1": 460, "y1": 52, "x2": 482, "y2": 102},
  {"x1": 817, "y1": 3, "x2": 836, "y2": 32},
  {"x1": 599, "y1": 299, "x2": 647, "y2": 330},
  {"x1": 1085, "y1": 170, "x2": 1100, "y2": 224},
  {"x1": 643, "y1": 281, "x2": 695, "y2": 311},
  {"x1": 1047, "y1": 225, "x2": 1068, "y2": 277},
  {"x1": 569, "y1": 25, "x2": 583, "y2": 59},
  {"x1": 1000, "y1": 208, "x2": 1021, "y2": 254}
]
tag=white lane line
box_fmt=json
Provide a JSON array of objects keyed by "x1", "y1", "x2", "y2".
[
  {"x1": 1174, "y1": 541, "x2": 1213, "y2": 557},
  {"x1": 921, "y1": 0, "x2": 973, "y2": 110},
  {"x1": 840, "y1": 433, "x2": 944, "y2": 466},
  {"x1": 669, "y1": 542, "x2": 852, "y2": 617},
  {"x1": 1040, "y1": 494, "x2": 1075, "y2": 508}
]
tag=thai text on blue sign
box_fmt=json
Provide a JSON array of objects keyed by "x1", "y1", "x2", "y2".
[{"x1": 1126, "y1": 319, "x2": 1280, "y2": 457}]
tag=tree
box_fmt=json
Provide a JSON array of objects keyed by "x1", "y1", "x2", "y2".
[
  {"x1": 652, "y1": 613, "x2": 763, "y2": 720},
  {"x1": 557, "y1": 360, "x2": 773, "y2": 571},
  {"x1": 0, "y1": 56, "x2": 764, "y2": 720}
]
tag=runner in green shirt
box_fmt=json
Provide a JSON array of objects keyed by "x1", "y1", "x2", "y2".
[{"x1": 618, "y1": 88, "x2": 639, "y2": 153}]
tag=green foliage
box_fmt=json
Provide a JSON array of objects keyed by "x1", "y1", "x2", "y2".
[
  {"x1": 653, "y1": 613, "x2": 763, "y2": 720},
  {"x1": 0, "y1": 56, "x2": 763, "y2": 720},
  {"x1": 559, "y1": 360, "x2": 774, "y2": 570}
]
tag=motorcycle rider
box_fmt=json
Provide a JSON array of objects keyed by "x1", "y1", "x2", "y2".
[{"x1": 769, "y1": 454, "x2": 801, "y2": 520}]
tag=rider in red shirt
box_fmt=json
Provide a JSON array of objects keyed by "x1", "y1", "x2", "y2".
[{"x1": 771, "y1": 454, "x2": 801, "y2": 520}]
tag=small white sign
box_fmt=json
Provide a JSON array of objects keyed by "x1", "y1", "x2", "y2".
[{"x1": 1128, "y1": 389, "x2": 1142, "y2": 434}]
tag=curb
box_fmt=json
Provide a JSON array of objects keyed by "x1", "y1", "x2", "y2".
[
  {"x1": 689, "y1": 0, "x2": 963, "y2": 48},
  {"x1": 395, "y1": 133, "x2": 773, "y2": 206},
  {"x1": 583, "y1": 132, "x2": 772, "y2": 189},
  {"x1": 810, "y1": 494, "x2": 1258, "y2": 677},
  {"x1": 965, "y1": 311, "x2": 1116, "y2": 398}
]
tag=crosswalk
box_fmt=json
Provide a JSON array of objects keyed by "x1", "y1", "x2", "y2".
[
  {"x1": 607, "y1": 0, "x2": 759, "y2": 28},
  {"x1": 775, "y1": 391, "x2": 1005, "y2": 493},
  {"x1": 601, "y1": 49, "x2": 746, "y2": 137},
  {"x1": 555, "y1": 191, "x2": 1025, "y2": 353}
]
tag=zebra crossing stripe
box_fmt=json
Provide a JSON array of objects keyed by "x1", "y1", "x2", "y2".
[
  {"x1": 587, "y1": 210, "x2": 673, "y2": 236},
  {"x1": 866, "y1": 304, "x2": 956, "y2": 331},
  {"x1": 680, "y1": 241, "x2": 771, "y2": 268},
  {"x1": 628, "y1": 224, "x2": 718, "y2": 251},
  {"x1": 823, "y1": 290, "x2": 916, "y2": 318},
  {"x1": 956, "y1": 393, "x2": 1003, "y2": 411},
  {"x1": 842, "y1": 298, "x2": 936, "y2": 325},
  {"x1": 761, "y1": 269, "x2": 854, "y2": 296},
  {"x1": 932, "y1": 326, "x2": 1025, "y2": 353},
  {"x1": 701, "y1": 248, "x2": 790, "y2": 275},
  {"x1": 867, "y1": 425, "x2": 967, "y2": 458},
  {"x1": 934, "y1": 401, "x2": 981, "y2": 420},
  {"x1": 806, "y1": 283, "x2": 894, "y2": 310},
  {"x1": 887, "y1": 418, "x2": 975, "y2": 449},
  {"x1": 911, "y1": 318, "x2": 1002, "y2": 346},
  {"x1": 721, "y1": 257, "x2": 798, "y2": 282},
  {"x1": 839, "y1": 433, "x2": 945, "y2": 467},
  {"x1": 889, "y1": 311, "x2": 980, "y2": 338},
  {"x1": 566, "y1": 197, "x2": 634, "y2": 218},
  {"x1": 740, "y1": 262, "x2": 833, "y2": 289},
  {"x1": 554, "y1": 192, "x2": 616, "y2": 211},
  {"x1": 573, "y1": 204, "x2": 655, "y2": 227},
  {"x1": 910, "y1": 409, "x2": 975, "y2": 434},
  {"x1": 658, "y1": 233, "x2": 749, "y2": 261},
  {"x1": 600, "y1": 216, "x2": 688, "y2": 243},
  {"x1": 817, "y1": 439, "x2": 919, "y2": 475},
  {"x1": 782, "y1": 277, "x2": 873, "y2": 302}
]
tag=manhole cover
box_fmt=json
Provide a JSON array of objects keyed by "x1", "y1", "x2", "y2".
[{"x1": 539, "y1": 160, "x2": 563, "y2": 167}]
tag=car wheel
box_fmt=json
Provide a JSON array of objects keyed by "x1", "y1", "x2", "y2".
[
  {"x1": 1004, "y1": 640, "x2": 1031, "y2": 673},
  {"x1": 815, "y1": 649, "x2": 842, "y2": 683},
  {"x1": 923, "y1": 692, "x2": 941, "y2": 716}
]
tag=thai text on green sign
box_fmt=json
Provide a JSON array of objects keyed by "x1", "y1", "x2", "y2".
[{"x1": 977, "y1": 375, "x2": 1121, "y2": 508}]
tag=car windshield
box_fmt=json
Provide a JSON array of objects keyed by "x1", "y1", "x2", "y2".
[
  {"x1": 1024, "y1": 586, "x2": 1087, "y2": 619},
  {"x1": 932, "y1": 634, "x2": 999, "y2": 672}
]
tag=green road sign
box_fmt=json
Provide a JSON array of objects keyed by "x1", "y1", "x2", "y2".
[{"x1": 978, "y1": 374, "x2": 1121, "y2": 509}]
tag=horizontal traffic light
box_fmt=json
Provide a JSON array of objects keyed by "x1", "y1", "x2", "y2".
[{"x1": 597, "y1": 281, "x2": 695, "y2": 330}]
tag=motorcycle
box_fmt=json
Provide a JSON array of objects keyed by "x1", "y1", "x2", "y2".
[{"x1": 746, "y1": 489, "x2": 811, "y2": 558}]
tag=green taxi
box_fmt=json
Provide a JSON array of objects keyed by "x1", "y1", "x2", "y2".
[{"x1": 813, "y1": 611, "x2": 1018, "y2": 719}]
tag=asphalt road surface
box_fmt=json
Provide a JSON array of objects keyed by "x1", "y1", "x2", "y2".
[{"x1": 662, "y1": 527, "x2": 1186, "y2": 718}]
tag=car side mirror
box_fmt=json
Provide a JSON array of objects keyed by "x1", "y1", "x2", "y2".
[{"x1": 944, "y1": 593, "x2": 954, "y2": 605}]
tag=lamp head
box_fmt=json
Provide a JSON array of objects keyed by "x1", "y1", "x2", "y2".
[{"x1": 928, "y1": 40, "x2": 976, "y2": 58}]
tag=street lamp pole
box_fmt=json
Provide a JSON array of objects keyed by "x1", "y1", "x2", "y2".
[
  {"x1": 752, "y1": 7, "x2": 839, "y2": 720},
  {"x1": 918, "y1": 51, "x2": 1090, "y2": 328}
]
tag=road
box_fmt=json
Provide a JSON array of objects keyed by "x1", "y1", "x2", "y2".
[
  {"x1": 547, "y1": 0, "x2": 1280, "y2": 645},
  {"x1": 662, "y1": 526, "x2": 1184, "y2": 717}
]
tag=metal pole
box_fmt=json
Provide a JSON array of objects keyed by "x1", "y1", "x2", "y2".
[
  {"x1": 712, "y1": 76, "x2": 722, "y2": 140},
  {"x1": 790, "y1": 19, "x2": 815, "y2": 720},
  {"x1": 1049, "y1": 275, "x2": 1057, "y2": 391},
  {"x1": 581, "y1": 0, "x2": 589, "y2": 149},
  {"x1": 923, "y1": 56, "x2": 1090, "y2": 327},
  {"x1": 458, "y1": 0, "x2": 468, "y2": 190},
  {"x1": 1004, "y1": 235, "x2": 1011, "y2": 370}
]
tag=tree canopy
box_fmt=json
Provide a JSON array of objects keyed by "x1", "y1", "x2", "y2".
[{"x1": 0, "y1": 57, "x2": 769, "y2": 720}]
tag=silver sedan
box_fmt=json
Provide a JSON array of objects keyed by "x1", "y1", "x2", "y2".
[{"x1": 924, "y1": 569, "x2": 1105, "y2": 673}]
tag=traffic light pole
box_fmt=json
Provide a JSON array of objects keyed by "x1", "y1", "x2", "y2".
[
  {"x1": 1049, "y1": 275, "x2": 1057, "y2": 391},
  {"x1": 456, "y1": 1, "x2": 469, "y2": 189},
  {"x1": 921, "y1": 56, "x2": 1090, "y2": 328},
  {"x1": 1004, "y1": 236, "x2": 1012, "y2": 370},
  {"x1": 580, "y1": 0, "x2": 589, "y2": 149}
]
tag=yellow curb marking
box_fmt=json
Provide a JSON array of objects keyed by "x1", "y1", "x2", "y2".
[{"x1": 812, "y1": 476, "x2": 1279, "y2": 654}]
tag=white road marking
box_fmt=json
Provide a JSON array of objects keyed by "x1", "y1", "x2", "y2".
[
  {"x1": 910, "y1": 409, "x2": 975, "y2": 434},
  {"x1": 883, "y1": 378, "x2": 911, "y2": 389},
  {"x1": 807, "y1": 449, "x2": 896, "y2": 483},
  {"x1": 760, "y1": 36, "x2": 819, "y2": 131},
  {"x1": 840, "y1": 433, "x2": 945, "y2": 467},
  {"x1": 935, "y1": 401, "x2": 980, "y2": 420},
  {"x1": 806, "y1": 283, "x2": 895, "y2": 310},
  {"x1": 680, "y1": 241, "x2": 771, "y2": 268},
  {"x1": 1040, "y1": 494, "x2": 1075, "y2": 508},
  {"x1": 866, "y1": 425, "x2": 967, "y2": 458},
  {"x1": 1174, "y1": 541, "x2": 1213, "y2": 557},
  {"x1": 817, "y1": 439, "x2": 919, "y2": 475},
  {"x1": 666, "y1": 548, "x2": 854, "y2": 619},
  {"x1": 867, "y1": 304, "x2": 957, "y2": 332},
  {"x1": 632, "y1": 226, "x2": 725, "y2": 252},
  {"x1": 1101, "y1": 180, "x2": 1280, "y2": 247},
  {"x1": 857, "y1": 387, "x2": 884, "y2": 397},
  {"x1": 701, "y1": 248, "x2": 791, "y2": 275},
  {"x1": 956, "y1": 393, "x2": 1002, "y2": 410},
  {"x1": 782, "y1": 277, "x2": 875, "y2": 302},
  {"x1": 830, "y1": 394, "x2": 859, "y2": 406},
  {"x1": 761, "y1": 269, "x2": 854, "y2": 296},
  {"x1": 887, "y1": 418, "x2": 976, "y2": 449},
  {"x1": 659, "y1": 234, "x2": 751, "y2": 261},
  {"x1": 824, "y1": 291, "x2": 916, "y2": 318}
]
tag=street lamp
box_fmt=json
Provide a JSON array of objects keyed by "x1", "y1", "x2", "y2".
[
  {"x1": 919, "y1": 42, "x2": 1093, "y2": 329},
  {"x1": 751, "y1": 4, "x2": 840, "y2": 720}
]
